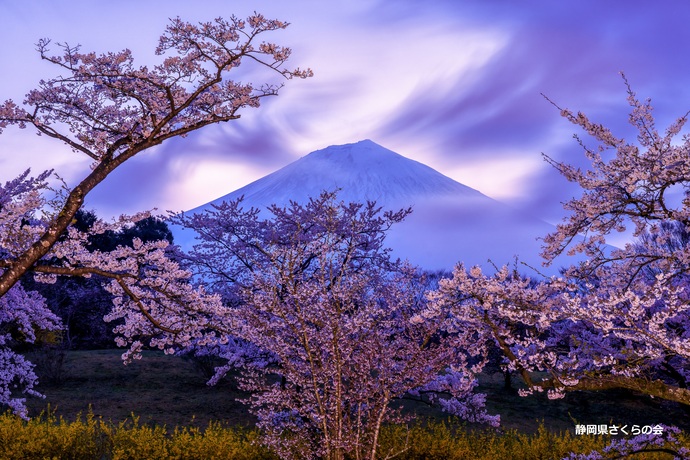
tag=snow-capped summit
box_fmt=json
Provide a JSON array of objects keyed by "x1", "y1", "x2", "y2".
[
  {"x1": 215, "y1": 139, "x2": 486, "y2": 207},
  {"x1": 175, "y1": 140, "x2": 572, "y2": 275}
]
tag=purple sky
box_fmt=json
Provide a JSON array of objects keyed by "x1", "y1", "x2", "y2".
[{"x1": 2, "y1": 1, "x2": 689, "y2": 244}]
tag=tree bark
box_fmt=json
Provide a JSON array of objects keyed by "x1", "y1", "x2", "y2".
[{"x1": 0, "y1": 142, "x2": 150, "y2": 297}]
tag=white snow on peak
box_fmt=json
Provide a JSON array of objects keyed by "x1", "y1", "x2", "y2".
[
  {"x1": 214, "y1": 139, "x2": 487, "y2": 209},
  {"x1": 175, "y1": 140, "x2": 577, "y2": 275}
]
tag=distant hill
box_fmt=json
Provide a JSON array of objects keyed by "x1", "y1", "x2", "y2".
[{"x1": 173, "y1": 140, "x2": 576, "y2": 275}]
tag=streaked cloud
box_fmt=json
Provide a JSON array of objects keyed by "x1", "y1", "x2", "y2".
[{"x1": 1, "y1": 0, "x2": 690, "y2": 235}]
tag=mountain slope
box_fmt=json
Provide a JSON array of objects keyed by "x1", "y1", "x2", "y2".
[
  {"x1": 210, "y1": 139, "x2": 485, "y2": 205},
  {"x1": 174, "y1": 140, "x2": 571, "y2": 275}
]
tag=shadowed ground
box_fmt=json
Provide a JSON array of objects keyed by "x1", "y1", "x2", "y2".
[{"x1": 25, "y1": 349, "x2": 690, "y2": 433}]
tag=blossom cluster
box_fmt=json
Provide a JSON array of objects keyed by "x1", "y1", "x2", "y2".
[
  {"x1": 425, "y1": 79, "x2": 690, "y2": 459},
  {"x1": 0, "y1": 13, "x2": 310, "y2": 418},
  {"x1": 1, "y1": 15, "x2": 311, "y2": 163},
  {"x1": 0, "y1": 173, "x2": 61, "y2": 417},
  {"x1": 174, "y1": 191, "x2": 499, "y2": 459}
]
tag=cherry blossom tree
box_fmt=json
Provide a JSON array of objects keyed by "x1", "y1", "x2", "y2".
[
  {"x1": 0, "y1": 13, "x2": 311, "y2": 297},
  {"x1": 426, "y1": 76, "x2": 690, "y2": 413},
  {"x1": 0, "y1": 172, "x2": 62, "y2": 417},
  {"x1": 21, "y1": 211, "x2": 176, "y2": 349},
  {"x1": 538, "y1": 78, "x2": 690, "y2": 404},
  {"x1": 0, "y1": 13, "x2": 310, "y2": 416},
  {"x1": 423, "y1": 77, "x2": 690, "y2": 458},
  {"x1": 0, "y1": 168, "x2": 231, "y2": 415},
  {"x1": 172, "y1": 191, "x2": 499, "y2": 460},
  {"x1": 401, "y1": 77, "x2": 690, "y2": 460}
]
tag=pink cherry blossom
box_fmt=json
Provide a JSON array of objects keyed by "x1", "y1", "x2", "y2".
[
  {"x1": 173, "y1": 191, "x2": 499, "y2": 460},
  {"x1": 0, "y1": 14, "x2": 310, "y2": 418}
]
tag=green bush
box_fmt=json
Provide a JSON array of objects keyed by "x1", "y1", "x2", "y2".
[
  {"x1": 376, "y1": 421, "x2": 688, "y2": 460},
  {"x1": 0, "y1": 410, "x2": 275, "y2": 460},
  {"x1": 167, "y1": 422, "x2": 275, "y2": 460},
  {"x1": 0, "y1": 411, "x2": 686, "y2": 459},
  {"x1": 0, "y1": 409, "x2": 107, "y2": 460}
]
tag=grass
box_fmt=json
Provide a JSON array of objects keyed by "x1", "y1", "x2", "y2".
[
  {"x1": 26, "y1": 349, "x2": 253, "y2": 429},
  {"x1": 24, "y1": 349, "x2": 690, "y2": 435},
  {"x1": 2, "y1": 411, "x2": 688, "y2": 460},
  {"x1": 476, "y1": 372, "x2": 690, "y2": 434},
  {"x1": 0, "y1": 410, "x2": 275, "y2": 460}
]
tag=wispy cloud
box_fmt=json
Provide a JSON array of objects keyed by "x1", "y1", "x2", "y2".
[{"x1": 2, "y1": 0, "x2": 690, "y2": 224}]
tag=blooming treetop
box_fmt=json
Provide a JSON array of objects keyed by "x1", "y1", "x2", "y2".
[
  {"x1": 419, "y1": 79, "x2": 690, "y2": 460},
  {"x1": 426, "y1": 77, "x2": 690, "y2": 412},
  {"x1": 0, "y1": 169, "x2": 231, "y2": 415},
  {"x1": 539, "y1": 77, "x2": 690, "y2": 404},
  {"x1": 171, "y1": 191, "x2": 499, "y2": 460},
  {"x1": 0, "y1": 14, "x2": 311, "y2": 299}
]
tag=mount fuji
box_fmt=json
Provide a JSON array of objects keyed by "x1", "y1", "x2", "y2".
[{"x1": 173, "y1": 140, "x2": 575, "y2": 275}]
